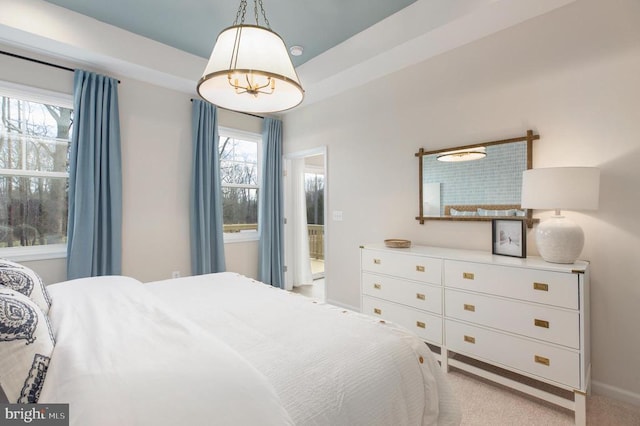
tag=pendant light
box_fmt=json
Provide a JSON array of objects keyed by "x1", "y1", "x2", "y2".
[{"x1": 197, "y1": 0, "x2": 304, "y2": 114}]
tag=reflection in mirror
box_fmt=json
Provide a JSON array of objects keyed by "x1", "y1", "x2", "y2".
[{"x1": 416, "y1": 130, "x2": 538, "y2": 227}]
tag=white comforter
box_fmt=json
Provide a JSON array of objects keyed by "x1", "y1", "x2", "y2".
[
  {"x1": 40, "y1": 276, "x2": 293, "y2": 426},
  {"x1": 40, "y1": 273, "x2": 460, "y2": 426},
  {"x1": 148, "y1": 273, "x2": 461, "y2": 426}
]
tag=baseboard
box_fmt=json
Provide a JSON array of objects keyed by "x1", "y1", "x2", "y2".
[
  {"x1": 325, "y1": 298, "x2": 359, "y2": 312},
  {"x1": 592, "y1": 380, "x2": 640, "y2": 407}
]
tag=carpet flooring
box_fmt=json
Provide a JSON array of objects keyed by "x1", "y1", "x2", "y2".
[{"x1": 447, "y1": 369, "x2": 640, "y2": 425}]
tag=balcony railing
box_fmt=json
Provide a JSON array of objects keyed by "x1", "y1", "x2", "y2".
[
  {"x1": 308, "y1": 224, "x2": 324, "y2": 260},
  {"x1": 223, "y1": 223, "x2": 324, "y2": 261}
]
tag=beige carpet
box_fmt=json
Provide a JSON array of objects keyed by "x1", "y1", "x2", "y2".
[{"x1": 447, "y1": 369, "x2": 640, "y2": 425}]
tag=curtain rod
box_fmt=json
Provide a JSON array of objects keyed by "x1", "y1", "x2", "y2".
[
  {"x1": 0, "y1": 50, "x2": 121, "y2": 83},
  {"x1": 190, "y1": 98, "x2": 264, "y2": 120}
]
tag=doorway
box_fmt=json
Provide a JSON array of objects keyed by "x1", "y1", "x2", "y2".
[{"x1": 284, "y1": 147, "x2": 327, "y2": 300}]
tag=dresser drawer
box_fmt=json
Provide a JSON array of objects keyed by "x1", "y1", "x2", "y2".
[
  {"x1": 445, "y1": 289, "x2": 579, "y2": 349},
  {"x1": 362, "y1": 272, "x2": 442, "y2": 314},
  {"x1": 362, "y1": 249, "x2": 442, "y2": 284},
  {"x1": 444, "y1": 260, "x2": 578, "y2": 309},
  {"x1": 446, "y1": 320, "x2": 581, "y2": 388},
  {"x1": 363, "y1": 296, "x2": 442, "y2": 344}
]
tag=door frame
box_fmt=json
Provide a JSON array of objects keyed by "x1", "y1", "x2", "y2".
[{"x1": 283, "y1": 146, "x2": 328, "y2": 296}]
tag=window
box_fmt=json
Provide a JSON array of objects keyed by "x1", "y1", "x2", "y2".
[
  {"x1": 218, "y1": 127, "x2": 261, "y2": 242},
  {"x1": 0, "y1": 81, "x2": 73, "y2": 259}
]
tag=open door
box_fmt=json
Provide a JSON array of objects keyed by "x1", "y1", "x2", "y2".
[{"x1": 283, "y1": 147, "x2": 326, "y2": 300}]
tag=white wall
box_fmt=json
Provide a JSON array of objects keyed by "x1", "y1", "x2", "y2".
[
  {"x1": 0, "y1": 45, "x2": 262, "y2": 283},
  {"x1": 284, "y1": 0, "x2": 640, "y2": 402}
]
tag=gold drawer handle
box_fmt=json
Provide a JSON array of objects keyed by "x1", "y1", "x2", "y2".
[
  {"x1": 463, "y1": 272, "x2": 475, "y2": 280},
  {"x1": 373, "y1": 258, "x2": 381, "y2": 265},
  {"x1": 373, "y1": 308, "x2": 382, "y2": 315},
  {"x1": 416, "y1": 265, "x2": 425, "y2": 272},
  {"x1": 464, "y1": 304, "x2": 476, "y2": 312},
  {"x1": 416, "y1": 321, "x2": 426, "y2": 329},
  {"x1": 464, "y1": 335, "x2": 476, "y2": 344},
  {"x1": 533, "y1": 282, "x2": 549, "y2": 292},
  {"x1": 534, "y1": 319, "x2": 550, "y2": 328},
  {"x1": 416, "y1": 293, "x2": 426, "y2": 300},
  {"x1": 535, "y1": 355, "x2": 550, "y2": 366},
  {"x1": 373, "y1": 283, "x2": 382, "y2": 290}
]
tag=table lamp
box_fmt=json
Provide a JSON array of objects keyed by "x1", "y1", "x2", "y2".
[{"x1": 521, "y1": 167, "x2": 600, "y2": 263}]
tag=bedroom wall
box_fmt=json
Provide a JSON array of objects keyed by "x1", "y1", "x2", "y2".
[
  {"x1": 283, "y1": 0, "x2": 640, "y2": 404},
  {"x1": 0, "y1": 45, "x2": 261, "y2": 284}
]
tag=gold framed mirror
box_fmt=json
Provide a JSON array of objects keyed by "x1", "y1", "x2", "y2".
[{"x1": 416, "y1": 130, "x2": 538, "y2": 227}]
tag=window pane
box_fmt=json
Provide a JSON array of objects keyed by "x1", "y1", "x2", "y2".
[
  {"x1": 0, "y1": 92, "x2": 72, "y2": 250},
  {"x1": 221, "y1": 187, "x2": 258, "y2": 233},
  {"x1": 219, "y1": 136, "x2": 258, "y2": 186},
  {"x1": 0, "y1": 176, "x2": 68, "y2": 247},
  {"x1": 0, "y1": 97, "x2": 72, "y2": 173}
]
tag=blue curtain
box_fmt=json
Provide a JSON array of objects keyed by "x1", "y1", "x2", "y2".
[
  {"x1": 67, "y1": 70, "x2": 122, "y2": 279},
  {"x1": 258, "y1": 118, "x2": 284, "y2": 287},
  {"x1": 190, "y1": 99, "x2": 226, "y2": 275}
]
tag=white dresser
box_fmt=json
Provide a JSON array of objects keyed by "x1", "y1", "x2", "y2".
[{"x1": 360, "y1": 244, "x2": 590, "y2": 425}]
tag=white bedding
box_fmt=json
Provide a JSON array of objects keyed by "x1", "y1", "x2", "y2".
[
  {"x1": 147, "y1": 272, "x2": 461, "y2": 426},
  {"x1": 40, "y1": 276, "x2": 293, "y2": 426},
  {"x1": 40, "y1": 273, "x2": 460, "y2": 426}
]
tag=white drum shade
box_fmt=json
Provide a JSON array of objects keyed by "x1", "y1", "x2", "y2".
[
  {"x1": 197, "y1": 25, "x2": 304, "y2": 114},
  {"x1": 521, "y1": 167, "x2": 600, "y2": 211}
]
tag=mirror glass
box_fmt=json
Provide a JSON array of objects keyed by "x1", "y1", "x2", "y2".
[{"x1": 417, "y1": 132, "x2": 536, "y2": 225}]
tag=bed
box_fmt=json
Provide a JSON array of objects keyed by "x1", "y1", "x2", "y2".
[{"x1": 1, "y1": 265, "x2": 461, "y2": 426}]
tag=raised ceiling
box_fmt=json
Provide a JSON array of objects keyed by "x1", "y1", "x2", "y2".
[{"x1": 42, "y1": 0, "x2": 417, "y2": 67}]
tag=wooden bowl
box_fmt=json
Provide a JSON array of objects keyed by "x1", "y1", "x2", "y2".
[{"x1": 384, "y1": 239, "x2": 411, "y2": 248}]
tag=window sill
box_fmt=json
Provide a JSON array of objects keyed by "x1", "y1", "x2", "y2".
[
  {"x1": 224, "y1": 232, "x2": 259, "y2": 244},
  {"x1": 0, "y1": 244, "x2": 67, "y2": 262}
]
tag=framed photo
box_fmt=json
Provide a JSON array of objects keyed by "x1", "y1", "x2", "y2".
[{"x1": 492, "y1": 219, "x2": 526, "y2": 258}]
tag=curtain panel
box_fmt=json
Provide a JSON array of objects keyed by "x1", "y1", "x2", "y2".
[
  {"x1": 190, "y1": 99, "x2": 226, "y2": 275},
  {"x1": 67, "y1": 70, "x2": 122, "y2": 279},
  {"x1": 258, "y1": 118, "x2": 284, "y2": 287}
]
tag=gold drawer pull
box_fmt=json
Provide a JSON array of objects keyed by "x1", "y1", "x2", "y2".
[
  {"x1": 464, "y1": 304, "x2": 476, "y2": 312},
  {"x1": 373, "y1": 283, "x2": 382, "y2": 290},
  {"x1": 463, "y1": 272, "x2": 475, "y2": 280},
  {"x1": 416, "y1": 293, "x2": 426, "y2": 300},
  {"x1": 416, "y1": 265, "x2": 425, "y2": 272},
  {"x1": 373, "y1": 258, "x2": 381, "y2": 265},
  {"x1": 464, "y1": 335, "x2": 476, "y2": 344},
  {"x1": 416, "y1": 321, "x2": 426, "y2": 329},
  {"x1": 533, "y1": 282, "x2": 549, "y2": 292},
  {"x1": 535, "y1": 355, "x2": 550, "y2": 366},
  {"x1": 534, "y1": 319, "x2": 550, "y2": 328},
  {"x1": 373, "y1": 308, "x2": 382, "y2": 315}
]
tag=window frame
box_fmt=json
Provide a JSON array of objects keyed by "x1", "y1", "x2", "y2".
[
  {"x1": 218, "y1": 126, "x2": 262, "y2": 243},
  {"x1": 0, "y1": 80, "x2": 73, "y2": 261}
]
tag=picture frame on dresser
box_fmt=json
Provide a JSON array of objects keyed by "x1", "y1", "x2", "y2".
[{"x1": 492, "y1": 219, "x2": 526, "y2": 258}]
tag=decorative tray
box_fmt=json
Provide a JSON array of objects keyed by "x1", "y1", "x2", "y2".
[{"x1": 384, "y1": 239, "x2": 412, "y2": 248}]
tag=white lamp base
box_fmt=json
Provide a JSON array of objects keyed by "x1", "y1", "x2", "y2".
[{"x1": 536, "y1": 215, "x2": 584, "y2": 264}]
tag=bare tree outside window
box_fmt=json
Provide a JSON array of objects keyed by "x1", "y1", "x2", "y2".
[
  {"x1": 0, "y1": 92, "x2": 72, "y2": 249},
  {"x1": 218, "y1": 132, "x2": 260, "y2": 235}
]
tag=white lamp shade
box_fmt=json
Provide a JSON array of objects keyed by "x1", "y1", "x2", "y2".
[
  {"x1": 197, "y1": 25, "x2": 304, "y2": 113},
  {"x1": 521, "y1": 167, "x2": 600, "y2": 211}
]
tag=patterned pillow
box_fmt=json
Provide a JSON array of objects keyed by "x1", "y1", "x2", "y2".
[
  {"x1": 0, "y1": 264, "x2": 51, "y2": 315},
  {"x1": 0, "y1": 288, "x2": 55, "y2": 403}
]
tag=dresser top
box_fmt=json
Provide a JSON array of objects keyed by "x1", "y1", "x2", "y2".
[{"x1": 361, "y1": 243, "x2": 589, "y2": 273}]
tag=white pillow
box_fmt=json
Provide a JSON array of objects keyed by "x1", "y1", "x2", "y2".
[
  {"x1": 0, "y1": 287, "x2": 54, "y2": 403},
  {"x1": 477, "y1": 208, "x2": 517, "y2": 217},
  {"x1": 449, "y1": 208, "x2": 477, "y2": 216},
  {"x1": 0, "y1": 264, "x2": 51, "y2": 315}
]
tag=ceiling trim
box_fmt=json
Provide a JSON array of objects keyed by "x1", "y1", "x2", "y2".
[{"x1": 0, "y1": 0, "x2": 575, "y2": 110}]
